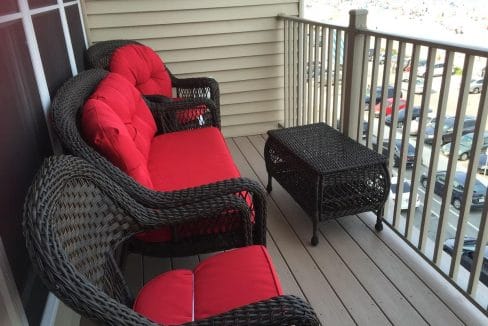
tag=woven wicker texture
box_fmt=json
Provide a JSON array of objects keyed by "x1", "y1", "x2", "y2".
[
  {"x1": 265, "y1": 123, "x2": 389, "y2": 222},
  {"x1": 23, "y1": 155, "x2": 319, "y2": 326},
  {"x1": 85, "y1": 39, "x2": 221, "y2": 127},
  {"x1": 51, "y1": 69, "x2": 267, "y2": 256}
]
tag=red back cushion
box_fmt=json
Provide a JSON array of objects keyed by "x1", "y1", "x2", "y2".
[
  {"x1": 109, "y1": 44, "x2": 173, "y2": 97},
  {"x1": 81, "y1": 73, "x2": 157, "y2": 188}
]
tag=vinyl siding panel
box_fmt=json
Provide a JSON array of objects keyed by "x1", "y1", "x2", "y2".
[{"x1": 82, "y1": 0, "x2": 298, "y2": 136}]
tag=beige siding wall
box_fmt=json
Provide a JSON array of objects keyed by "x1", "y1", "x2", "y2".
[{"x1": 81, "y1": 0, "x2": 299, "y2": 137}]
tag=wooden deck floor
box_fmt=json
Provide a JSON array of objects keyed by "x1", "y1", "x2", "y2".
[{"x1": 105, "y1": 135, "x2": 488, "y2": 326}]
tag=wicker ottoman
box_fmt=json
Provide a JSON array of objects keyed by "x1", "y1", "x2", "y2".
[{"x1": 264, "y1": 123, "x2": 390, "y2": 245}]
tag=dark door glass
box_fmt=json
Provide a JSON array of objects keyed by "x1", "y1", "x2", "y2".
[
  {"x1": 65, "y1": 4, "x2": 86, "y2": 72},
  {"x1": 28, "y1": 0, "x2": 57, "y2": 9},
  {"x1": 0, "y1": 19, "x2": 52, "y2": 325},
  {"x1": 32, "y1": 9, "x2": 72, "y2": 97},
  {"x1": 0, "y1": 0, "x2": 19, "y2": 15}
]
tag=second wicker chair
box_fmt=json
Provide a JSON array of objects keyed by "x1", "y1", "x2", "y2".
[{"x1": 51, "y1": 69, "x2": 266, "y2": 257}]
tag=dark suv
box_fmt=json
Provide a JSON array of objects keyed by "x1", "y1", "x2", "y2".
[
  {"x1": 364, "y1": 85, "x2": 400, "y2": 107},
  {"x1": 424, "y1": 116, "x2": 476, "y2": 144},
  {"x1": 443, "y1": 238, "x2": 488, "y2": 286},
  {"x1": 420, "y1": 171, "x2": 486, "y2": 210}
]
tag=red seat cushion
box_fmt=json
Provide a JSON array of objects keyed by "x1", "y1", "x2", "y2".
[
  {"x1": 133, "y1": 270, "x2": 193, "y2": 325},
  {"x1": 147, "y1": 127, "x2": 240, "y2": 191},
  {"x1": 110, "y1": 44, "x2": 173, "y2": 97},
  {"x1": 133, "y1": 246, "x2": 283, "y2": 324},
  {"x1": 135, "y1": 127, "x2": 244, "y2": 243},
  {"x1": 81, "y1": 73, "x2": 157, "y2": 188}
]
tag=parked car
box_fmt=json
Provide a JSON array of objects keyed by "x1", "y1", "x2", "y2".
[
  {"x1": 364, "y1": 85, "x2": 400, "y2": 107},
  {"x1": 403, "y1": 59, "x2": 427, "y2": 72},
  {"x1": 410, "y1": 114, "x2": 436, "y2": 136},
  {"x1": 375, "y1": 139, "x2": 416, "y2": 168},
  {"x1": 443, "y1": 237, "x2": 488, "y2": 286},
  {"x1": 374, "y1": 98, "x2": 407, "y2": 117},
  {"x1": 420, "y1": 171, "x2": 487, "y2": 210},
  {"x1": 403, "y1": 78, "x2": 427, "y2": 94},
  {"x1": 306, "y1": 61, "x2": 342, "y2": 84},
  {"x1": 368, "y1": 49, "x2": 374, "y2": 62},
  {"x1": 424, "y1": 116, "x2": 476, "y2": 144},
  {"x1": 469, "y1": 79, "x2": 484, "y2": 94},
  {"x1": 440, "y1": 132, "x2": 488, "y2": 161},
  {"x1": 389, "y1": 176, "x2": 420, "y2": 210},
  {"x1": 479, "y1": 153, "x2": 488, "y2": 173},
  {"x1": 417, "y1": 62, "x2": 450, "y2": 77},
  {"x1": 385, "y1": 106, "x2": 430, "y2": 128}
]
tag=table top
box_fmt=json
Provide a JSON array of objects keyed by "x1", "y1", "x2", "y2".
[{"x1": 267, "y1": 123, "x2": 387, "y2": 174}]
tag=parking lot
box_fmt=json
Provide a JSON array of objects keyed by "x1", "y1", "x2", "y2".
[{"x1": 368, "y1": 70, "x2": 486, "y2": 244}]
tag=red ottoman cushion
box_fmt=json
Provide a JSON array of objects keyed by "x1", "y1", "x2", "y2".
[
  {"x1": 133, "y1": 270, "x2": 193, "y2": 325},
  {"x1": 133, "y1": 246, "x2": 283, "y2": 324},
  {"x1": 194, "y1": 245, "x2": 283, "y2": 320}
]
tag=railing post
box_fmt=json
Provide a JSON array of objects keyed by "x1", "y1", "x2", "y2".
[{"x1": 342, "y1": 9, "x2": 367, "y2": 140}]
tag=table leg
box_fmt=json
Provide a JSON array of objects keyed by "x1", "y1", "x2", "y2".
[
  {"x1": 266, "y1": 174, "x2": 273, "y2": 193},
  {"x1": 375, "y1": 207, "x2": 384, "y2": 231}
]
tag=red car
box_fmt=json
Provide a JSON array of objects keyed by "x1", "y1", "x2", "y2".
[{"x1": 374, "y1": 98, "x2": 406, "y2": 117}]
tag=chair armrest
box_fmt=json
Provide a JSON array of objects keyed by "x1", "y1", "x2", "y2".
[
  {"x1": 170, "y1": 75, "x2": 220, "y2": 105},
  {"x1": 132, "y1": 194, "x2": 253, "y2": 247},
  {"x1": 145, "y1": 96, "x2": 220, "y2": 132},
  {"x1": 187, "y1": 295, "x2": 319, "y2": 326}
]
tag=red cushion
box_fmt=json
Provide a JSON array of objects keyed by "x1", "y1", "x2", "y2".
[
  {"x1": 133, "y1": 246, "x2": 283, "y2": 324},
  {"x1": 81, "y1": 73, "x2": 157, "y2": 188},
  {"x1": 110, "y1": 44, "x2": 173, "y2": 97},
  {"x1": 133, "y1": 270, "x2": 193, "y2": 325},
  {"x1": 194, "y1": 245, "x2": 283, "y2": 320},
  {"x1": 148, "y1": 127, "x2": 240, "y2": 191}
]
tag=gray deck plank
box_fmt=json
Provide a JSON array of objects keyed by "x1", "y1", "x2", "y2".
[
  {"x1": 242, "y1": 135, "x2": 395, "y2": 325},
  {"x1": 171, "y1": 255, "x2": 199, "y2": 270},
  {"x1": 142, "y1": 256, "x2": 172, "y2": 284},
  {"x1": 245, "y1": 135, "x2": 392, "y2": 325},
  {"x1": 320, "y1": 220, "x2": 428, "y2": 326},
  {"x1": 265, "y1": 231, "x2": 306, "y2": 300},
  {"x1": 123, "y1": 253, "x2": 143, "y2": 295},
  {"x1": 357, "y1": 212, "x2": 488, "y2": 325},
  {"x1": 339, "y1": 215, "x2": 463, "y2": 326},
  {"x1": 228, "y1": 137, "x2": 355, "y2": 325}
]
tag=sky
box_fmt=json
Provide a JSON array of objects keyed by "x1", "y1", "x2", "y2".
[{"x1": 303, "y1": 0, "x2": 488, "y2": 48}]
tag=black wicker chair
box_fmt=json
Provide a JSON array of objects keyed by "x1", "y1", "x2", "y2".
[
  {"x1": 85, "y1": 39, "x2": 221, "y2": 127},
  {"x1": 23, "y1": 155, "x2": 319, "y2": 326},
  {"x1": 51, "y1": 69, "x2": 267, "y2": 257}
]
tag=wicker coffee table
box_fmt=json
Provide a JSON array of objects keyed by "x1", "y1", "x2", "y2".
[{"x1": 265, "y1": 123, "x2": 390, "y2": 245}]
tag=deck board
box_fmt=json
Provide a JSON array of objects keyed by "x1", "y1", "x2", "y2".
[{"x1": 105, "y1": 134, "x2": 488, "y2": 326}]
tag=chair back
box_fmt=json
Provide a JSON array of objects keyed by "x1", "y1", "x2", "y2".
[
  {"x1": 51, "y1": 69, "x2": 157, "y2": 205},
  {"x1": 86, "y1": 40, "x2": 174, "y2": 97},
  {"x1": 23, "y1": 155, "x2": 156, "y2": 325},
  {"x1": 85, "y1": 39, "x2": 140, "y2": 70}
]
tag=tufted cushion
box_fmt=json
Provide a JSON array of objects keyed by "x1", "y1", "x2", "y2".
[
  {"x1": 81, "y1": 73, "x2": 157, "y2": 188},
  {"x1": 133, "y1": 245, "x2": 283, "y2": 324},
  {"x1": 110, "y1": 44, "x2": 173, "y2": 97}
]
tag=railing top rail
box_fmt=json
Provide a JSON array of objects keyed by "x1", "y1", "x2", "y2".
[
  {"x1": 278, "y1": 14, "x2": 348, "y2": 31},
  {"x1": 360, "y1": 28, "x2": 488, "y2": 57},
  {"x1": 277, "y1": 14, "x2": 488, "y2": 57}
]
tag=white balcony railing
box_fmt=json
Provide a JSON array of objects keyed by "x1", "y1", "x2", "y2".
[{"x1": 279, "y1": 10, "x2": 488, "y2": 312}]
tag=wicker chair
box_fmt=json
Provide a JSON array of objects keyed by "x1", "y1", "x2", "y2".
[
  {"x1": 23, "y1": 155, "x2": 319, "y2": 326},
  {"x1": 51, "y1": 69, "x2": 267, "y2": 257},
  {"x1": 85, "y1": 39, "x2": 221, "y2": 127}
]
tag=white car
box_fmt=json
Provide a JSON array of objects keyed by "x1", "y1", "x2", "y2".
[
  {"x1": 409, "y1": 113, "x2": 436, "y2": 136},
  {"x1": 469, "y1": 79, "x2": 483, "y2": 94},
  {"x1": 389, "y1": 177, "x2": 420, "y2": 210}
]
